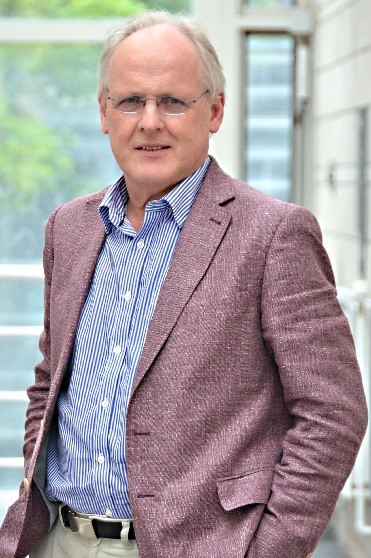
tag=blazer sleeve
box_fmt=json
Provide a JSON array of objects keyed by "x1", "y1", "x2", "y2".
[
  {"x1": 250, "y1": 204, "x2": 368, "y2": 557},
  {"x1": 23, "y1": 208, "x2": 58, "y2": 472}
]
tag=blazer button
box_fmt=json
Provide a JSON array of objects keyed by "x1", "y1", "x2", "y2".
[
  {"x1": 305, "y1": 554, "x2": 312, "y2": 558},
  {"x1": 23, "y1": 477, "x2": 31, "y2": 492}
]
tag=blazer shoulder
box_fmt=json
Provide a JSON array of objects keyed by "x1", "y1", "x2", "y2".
[
  {"x1": 56, "y1": 187, "x2": 107, "y2": 216},
  {"x1": 45, "y1": 187, "x2": 108, "y2": 228},
  {"x1": 232, "y1": 177, "x2": 306, "y2": 219},
  {"x1": 206, "y1": 157, "x2": 310, "y2": 223},
  {"x1": 212, "y1": 169, "x2": 315, "y2": 235}
]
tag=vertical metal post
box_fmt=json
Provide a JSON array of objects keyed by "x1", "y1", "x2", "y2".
[{"x1": 358, "y1": 107, "x2": 368, "y2": 280}]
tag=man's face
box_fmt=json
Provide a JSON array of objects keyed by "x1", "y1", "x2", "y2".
[{"x1": 99, "y1": 25, "x2": 224, "y2": 200}]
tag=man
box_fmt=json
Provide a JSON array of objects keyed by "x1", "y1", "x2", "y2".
[{"x1": 0, "y1": 10, "x2": 368, "y2": 558}]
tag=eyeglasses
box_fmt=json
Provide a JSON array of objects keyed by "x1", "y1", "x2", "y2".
[{"x1": 106, "y1": 89, "x2": 209, "y2": 116}]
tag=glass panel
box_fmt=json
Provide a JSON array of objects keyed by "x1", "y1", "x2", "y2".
[
  {"x1": 245, "y1": 34, "x2": 294, "y2": 201},
  {"x1": 246, "y1": 0, "x2": 295, "y2": 6},
  {"x1": 0, "y1": 336, "x2": 40, "y2": 391},
  {"x1": 0, "y1": 278, "x2": 43, "y2": 326},
  {"x1": 0, "y1": 0, "x2": 190, "y2": 17},
  {"x1": 0, "y1": 1, "x2": 143, "y2": 17},
  {"x1": 142, "y1": 0, "x2": 190, "y2": 13},
  {"x1": 0, "y1": 43, "x2": 119, "y2": 516},
  {"x1": 0, "y1": 44, "x2": 119, "y2": 263},
  {"x1": 0, "y1": 490, "x2": 21, "y2": 523},
  {"x1": 0, "y1": 402, "x2": 28, "y2": 457}
]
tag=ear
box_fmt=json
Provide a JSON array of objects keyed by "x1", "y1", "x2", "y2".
[
  {"x1": 98, "y1": 90, "x2": 109, "y2": 135},
  {"x1": 209, "y1": 92, "x2": 225, "y2": 134}
]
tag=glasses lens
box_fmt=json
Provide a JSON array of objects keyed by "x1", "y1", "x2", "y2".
[
  {"x1": 161, "y1": 97, "x2": 187, "y2": 115},
  {"x1": 115, "y1": 97, "x2": 142, "y2": 113}
]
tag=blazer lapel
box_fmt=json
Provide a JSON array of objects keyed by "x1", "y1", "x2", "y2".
[
  {"x1": 132, "y1": 162, "x2": 235, "y2": 394},
  {"x1": 53, "y1": 193, "x2": 106, "y2": 384},
  {"x1": 69, "y1": 195, "x2": 106, "y2": 312}
]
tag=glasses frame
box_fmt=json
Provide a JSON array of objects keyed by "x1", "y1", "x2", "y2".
[{"x1": 106, "y1": 89, "x2": 210, "y2": 116}]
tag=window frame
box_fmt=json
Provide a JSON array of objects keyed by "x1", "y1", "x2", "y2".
[{"x1": 192, "y1": 0, "x2": 313, "y2": 205}]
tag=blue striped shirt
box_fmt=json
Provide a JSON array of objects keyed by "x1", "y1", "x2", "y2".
[{"x1": 45, "y1": 157, "x2": 210, "y2": 519}]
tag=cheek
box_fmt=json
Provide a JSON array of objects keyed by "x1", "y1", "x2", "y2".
[
  {"x1": 107, "y1": 113, "x2": 132, "y2": 136},
  {"x1": 177, "y1": 122, "x2": 205, "y2": 147},
  {"x1": 107, "y1": 125, "x2": 132, "y2": 153}
]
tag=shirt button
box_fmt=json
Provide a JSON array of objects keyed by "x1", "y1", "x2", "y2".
[
  {"x1": 105, "y1": 508, "x2": 113, "y2": 517},
  {"x1": 123, "y1": 291, "x2": 131, "y2": 301},
  {"x1": 137, "y1": 240, "x2": 145, "y2": 249},
  {"x1": 113, "y1": 345, "x2": 121, "y2": 355},
  {"x1": 102, "y1": 398, "x2": 109, "y2": 409},
  {"x1": 97, "y1": 454, "x2": 105, "y2": 464}
]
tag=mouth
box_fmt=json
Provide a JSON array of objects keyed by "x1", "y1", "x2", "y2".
[{"x1": 136, "y1": 146, "x2": 170, "y2": 151}]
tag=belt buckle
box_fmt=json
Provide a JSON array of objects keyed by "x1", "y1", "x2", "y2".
[
  {"x1": 92, "y1": 516, "x2": 133, "y2": 544},
  {"x1": 60, "y1": 505, "x2": 97, "y2": 540},
  {"x1": 59, "y1": 505, "x2": 133, "y2": 542}
]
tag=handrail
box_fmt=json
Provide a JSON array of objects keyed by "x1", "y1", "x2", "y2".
[
  {"x1": 0, "y1": 17, "x2": 125, "y2": 43},
  {"x1": 0, "y1": 392, "x2": 29, "y2": 402},
  {"x1": 0, "y1": 266, "x2": 42, "y2": 494},
  {"x1": 0, "y1": 271, "x2": 369, "y2": 534},
  {"x1": 0, "y1": 326, "x2": 43, "y2": 337},
  {"x1": 338, "y1": 286, "x2": 371, "y2": 535},
  {"x1": 0, "y1": 457, "x2": 23, "y2": 468},
  {"x1": 0, "y1": 263, "x2": 43, "y2": 279}
]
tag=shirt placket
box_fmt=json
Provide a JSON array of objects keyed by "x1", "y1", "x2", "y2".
[{"x1": 96, "y1": 224, "x2": 152, "y2": 515}]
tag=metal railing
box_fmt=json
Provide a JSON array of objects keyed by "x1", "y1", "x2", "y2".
[
  {"x1": 0, "y1": 264, "x2": 43, "y2": 279},
  {"x1": 338, "y1": 285, "x2": 371, "y2": 535},
  {"x1": 0, "y1": 266, "x2": 370, "y2": 534},
  {"x1": 0, "y1": 264, "x2": 43, "y2": 475}
]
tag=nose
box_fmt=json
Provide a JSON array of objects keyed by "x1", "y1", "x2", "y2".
[{"x1": 137, "y1": 99, "x2": 164, "y2": 131}]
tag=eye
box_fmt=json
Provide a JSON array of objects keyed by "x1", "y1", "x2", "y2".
[
  {"x1": 160, "y1": 96, "x2": 187, "y2": 114},
  {"x1": 122, "y1": 96, "x2": 142, "y2": 104},
  {"x1": 162, "y1": 96, "x2": 185, "y2": 105},
  {"x1": 116, "y1": 96, "x2": 143, "y2": 111}
]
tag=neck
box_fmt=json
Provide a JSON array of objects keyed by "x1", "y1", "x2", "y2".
[
  {"x1": 126, "y1": 198, "x2": 146, "y2": 232},
  {"x1": 125, "y1": 182, "x2": 178, "y2": 232}
]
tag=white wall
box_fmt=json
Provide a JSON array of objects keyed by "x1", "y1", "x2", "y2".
[
  {"x1": 311, "y1": 0, "x2": 371, "y2": 292},
  {"x1": 193, "y1": 2, "x2": 371, "y2": 553},
  {"x1": 192, "y1": 0, "x2": 243, "y2": 178}
]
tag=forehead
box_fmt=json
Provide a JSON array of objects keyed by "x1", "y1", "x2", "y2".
[{"x1": 108, "y1": 25, "x2": 204, "y2": 92}]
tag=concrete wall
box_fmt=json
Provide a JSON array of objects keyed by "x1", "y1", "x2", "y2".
[
  {"x1": 311, "y1": 3, "x2": 371, "y2": 554},
  {"x1": 311, "y1": 0, "x2": 371, "y2": 292},
  {"x1": 192, "y1": 0, "x2": 371, "y2": 555},
  {"x1": 193, "y1": 1, "x2": 371, "y2": 555}
]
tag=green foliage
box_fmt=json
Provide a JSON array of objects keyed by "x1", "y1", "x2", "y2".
[
  {"x1": 0, "y1": 106, "x2": 73, "y2": 211},
  {"x1": 56, "y1": 0, "x2": 147, "y2": 17},
  {"x1": 0, "y1": 0, "x2": 190, "y2": 17},
  {"x1": 0, "y1": 0, "x2": 190, "y2": 222},
  {"x1": 142, "y1": 0, "x2": 190, "y2": 13},
  {"x1": 0, "y1": 0, "x2": 146, "y2": 17},
  {"x1": 0, "y1": 43, "x2": 103, "y2": 214}
]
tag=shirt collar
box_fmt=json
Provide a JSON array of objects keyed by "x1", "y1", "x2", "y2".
[{"x1": 99, "y1": 156, "x2": 210, "y2": 233}]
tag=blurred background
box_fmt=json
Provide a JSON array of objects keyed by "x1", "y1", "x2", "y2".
[{"x1": 0, "y1": 0, "x2": 370, "y2": 556}]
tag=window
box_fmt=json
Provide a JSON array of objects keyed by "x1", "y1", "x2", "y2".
[
  {"x1": 0, "y1": 0, "x2": 191, "y2": 523},
  {"x1": 0, "y1": 40, "x2": 120, "y2": 522},
  {"x1": 245, "y1": 34, "x2": 294, "y2": 201}
]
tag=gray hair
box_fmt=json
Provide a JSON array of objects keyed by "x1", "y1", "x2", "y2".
[{"x1": 98, "y1": 11, "x2": 226, "y2": 99}]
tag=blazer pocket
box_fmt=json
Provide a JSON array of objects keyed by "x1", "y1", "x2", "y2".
[{"x1": 217, "y1": 467, "x2": 274, "y2": 512}]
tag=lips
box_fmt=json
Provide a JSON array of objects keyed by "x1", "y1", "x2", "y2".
[{"x1": 136, "y1": 145, "x2": 170, "y2": 151}]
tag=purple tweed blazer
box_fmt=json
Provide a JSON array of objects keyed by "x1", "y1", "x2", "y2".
[{"x1": 0, "y1": 159, "x2": 367, "y2": 558}]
